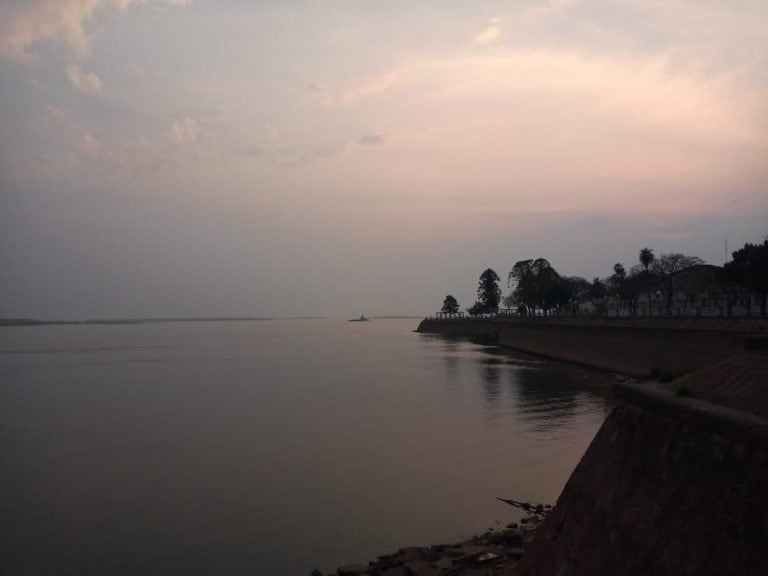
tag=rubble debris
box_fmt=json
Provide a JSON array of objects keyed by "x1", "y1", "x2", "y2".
[{"x1": 315, "y1": 509, "x2": 546, "y2": 576}]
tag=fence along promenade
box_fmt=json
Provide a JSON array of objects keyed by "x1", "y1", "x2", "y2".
[{"x1": 426, "y1": 304, "x2": 766, "y2": 321}]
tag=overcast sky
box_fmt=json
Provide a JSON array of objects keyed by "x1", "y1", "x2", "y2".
[{"x1": 1, "y1": 0, "x2": 767, "y2": 320}]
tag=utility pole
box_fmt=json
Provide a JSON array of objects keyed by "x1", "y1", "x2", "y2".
[{"x1": 724, "y1": 238, "x2": 728, "y2": 264}]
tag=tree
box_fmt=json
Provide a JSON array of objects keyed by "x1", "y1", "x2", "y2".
[
  {"x1": 564, "y1": 276, "x2": 591, "y2": 301},
  {"x1": 623, "y1": 266, "x2": 657, "y2": 314},
  {"x1": 467, "y1": 302, "x2": 484, "y2": 316},
  {"x1": 650, "y1": 253, "x2": 705, "y2": 313},
  {"x1": 508, "y1": 260, "x2": 537, "y2": 314},
  {"x1": 608, "y1": 263, "x2": 627, "y2": 299},
  {"x1": 469, "y1": 269, "x2": 501, "y2": 315},
  {"x1": 590, "y1": 277, "x2": 607, "y2": 299},
  {"x1": 557, "y1": 277, "x2": 590, "y2": 315},
  {"x1": 441, "y1": 294, "x2": 460, "y2": 314},
  {"x1": 508, "y1": 258, "x2": 568, "y2": 315},
  {"x1": 639, "y1": 247, "x2": 655, "y2": 271},
  {"x1": 719, "y1": 239, "x2": 768, "y2": 316}
]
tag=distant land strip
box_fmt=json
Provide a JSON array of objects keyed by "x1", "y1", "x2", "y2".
[{"x1": 0, "y1": 316, "x2": 327, "y2": 327}]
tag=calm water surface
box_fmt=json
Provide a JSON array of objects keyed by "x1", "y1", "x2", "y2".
[{"x1": 0, "y1": 319, "x2": 612, "y2": 575}]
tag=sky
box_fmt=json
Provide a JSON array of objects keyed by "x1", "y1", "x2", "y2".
[{"x1": 1, "y1": 0, "x2": 767, "y2": 319}]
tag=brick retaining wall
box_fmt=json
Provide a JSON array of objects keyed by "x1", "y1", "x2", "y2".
[
  {"x1": 514, "y1": 383, "x2": 768, "y2": 576},
  {"x1": 417, "y1": 318, "x2": 765, "y2": 377}
]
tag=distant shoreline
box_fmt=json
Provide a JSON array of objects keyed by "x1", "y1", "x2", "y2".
[{"x1": 0, "y1": 316, "x2": 327, "y2": 327}]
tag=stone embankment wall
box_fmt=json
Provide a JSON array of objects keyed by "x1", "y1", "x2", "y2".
[
  {"x1": 417, "y1": 317, "x2": 767, "y2": 377},
  {"x1": 514, "y1": 382, "x2": 768, "y2": 576}
]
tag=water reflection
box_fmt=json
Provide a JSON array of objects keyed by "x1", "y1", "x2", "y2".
[
  {"x1": 425, "y1": 335, "x2": 612, "y2": 434},
  {"x1": 480, "y1": 360, "x2": 503, "y2": 420},
  {"x1": 440, "y1": 339, "x2": 461, "y2": 391}
]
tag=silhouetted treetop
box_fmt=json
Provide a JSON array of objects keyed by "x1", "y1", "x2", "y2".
[
  {"x1": 639, "y1": 247, "x2": 655, "y2": 271},
  {"x1": 719, "y1": 239, "x2": 768, "y2": 316},
  {"x1": 471, "y1": 268, "x2": 501, "y2": 314},
  {"x1": 650, "y1": 253, "x2": 706, "y2": 312},
  {"x1": 441, "y1": 294, "x2": 460, "y2": 314},
  {"x1": 508, "y1": 258, "x2": 569, "y2": 315}
]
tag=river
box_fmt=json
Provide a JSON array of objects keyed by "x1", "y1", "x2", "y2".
[{"x1": 0, "y1": 319, "x2": 611, "y2": 575}]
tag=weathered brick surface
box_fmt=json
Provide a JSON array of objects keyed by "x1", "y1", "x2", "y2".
[
  {"x1": 515, "y1": 394, "x2": 768, "y2": 576},
  {"x1": 417, "y1": 318, "x2": 765, "y2": 376}
]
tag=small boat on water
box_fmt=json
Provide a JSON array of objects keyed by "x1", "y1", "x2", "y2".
[{"x1": 348, "y1": 315, "x2": 370, "y2": 322}]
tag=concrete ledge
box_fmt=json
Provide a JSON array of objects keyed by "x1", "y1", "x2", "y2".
[
  {"x1": 419, "y1": 316, "x2": 768, "y2": 335},
  {"x1": 418, "y1": 317, "x2": 762, "y2": 379},
  {"x1": 615, "y1": 382, "x2": 768, "y2": 450}
]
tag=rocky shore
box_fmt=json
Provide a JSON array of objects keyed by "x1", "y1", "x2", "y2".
[{"x1": 312, "y1": 505, "x2": 548, "y2": 576}]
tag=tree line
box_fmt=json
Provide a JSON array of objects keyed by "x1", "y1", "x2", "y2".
[{"x1": 440, "y1": 238, "x2": 768, "y2": 317}]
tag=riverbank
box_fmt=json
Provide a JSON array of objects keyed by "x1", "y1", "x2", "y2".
[
  {"x1": 328, "y1": 323, "x2": 768, "y2": 576},
  {"x1": 318, "y1": 348, "x2": 768, "y2": 576},
  {"x1": 516, "y1": 366, "x2": 768, "y2": 576},
  {"x1": 315, "y1": 509, "x2": 546, "y2": 576},
  {"x1": 417, "y1": 317, "x2": 767, "y2": 377}
]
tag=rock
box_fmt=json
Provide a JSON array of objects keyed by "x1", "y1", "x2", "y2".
[
  {"x1": 477, "y1": 552, "x2": 499, "y2": 563},
  {"x1": 487, "y1": 530, "x2": 523, "y2": 545},
  {"x1": 382, "y1": 568, "x2": 409, "y2": 576},
  {"x1": 391, "y1": 547, "x2": 440, "y2": 563},
  {"x1": 402, "y1": 561, "x2": 439, "y2": 576},
  {"x1": 397, "y1": 547, "x2": 426, "y2": 555},
  {"x1": 338, "y1": 564, "x2": 368, "y2": 576},
  {"x1": 452, "y1": 545, "x2": 488, "y2": 558},
  {"x1": 377, "y1": 553, "x2": 398, "y2": 564}
]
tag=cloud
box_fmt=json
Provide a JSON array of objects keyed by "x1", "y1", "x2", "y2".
[
  {"x1": 125, "y1": 62, "x2": 147, "y2": 75},
  {"x1": 344, "y1": 72, "x2": 396, "y2": 101},
  {"x1": 167, "y1": 117, "x2": 201, "y2": 145},
  {"x1": 303, "y1": 82, "x2": 335, "y2": 107},
  {"x1": 549, "y1": 0, "x2": 575, "y2": 8},
  {"x1": 473, "y1": 20, "x2": 501, "y2": 45},
  {"x1": 82, "y1": 131, "x2": 102, "y2": 157},
  {"x1": 66, "y1": 64, "x2": 102, "y2": 95},
  {"x1": 328, "y1": 47, "x2": 768, "y2": 217},
  {"x1": 0, "y1": 0, "x2": 189, "y2": 63},
  {"x1": 357, "y1": 133, "x2": 386, "y2": 146}
]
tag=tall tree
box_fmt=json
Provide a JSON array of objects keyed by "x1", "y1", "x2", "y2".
[
  {"x1": 609, "y1": 263, "x2": 627, "y2": 299},
  {"x1": 639, "y1": 247, "x2": 655, "y2": 271},
  {"x1": 650, "y1": 253, "x2": 705, "y2": 313},
  {"x1": 508, "y1": 260, "x2": 536, "y2": 314},
  {"x1": 470, "y1": 269, "x2": 501, "y2": 314},
  {"x1": 440, "y1": 294, "x2": 460, "y2": 314},
  {"x1": 719, "y1": 239, "x2": 768, "y2": 316},
  {"x1": 508, "y1": 258, "x2": 568, "y2": 315}
]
